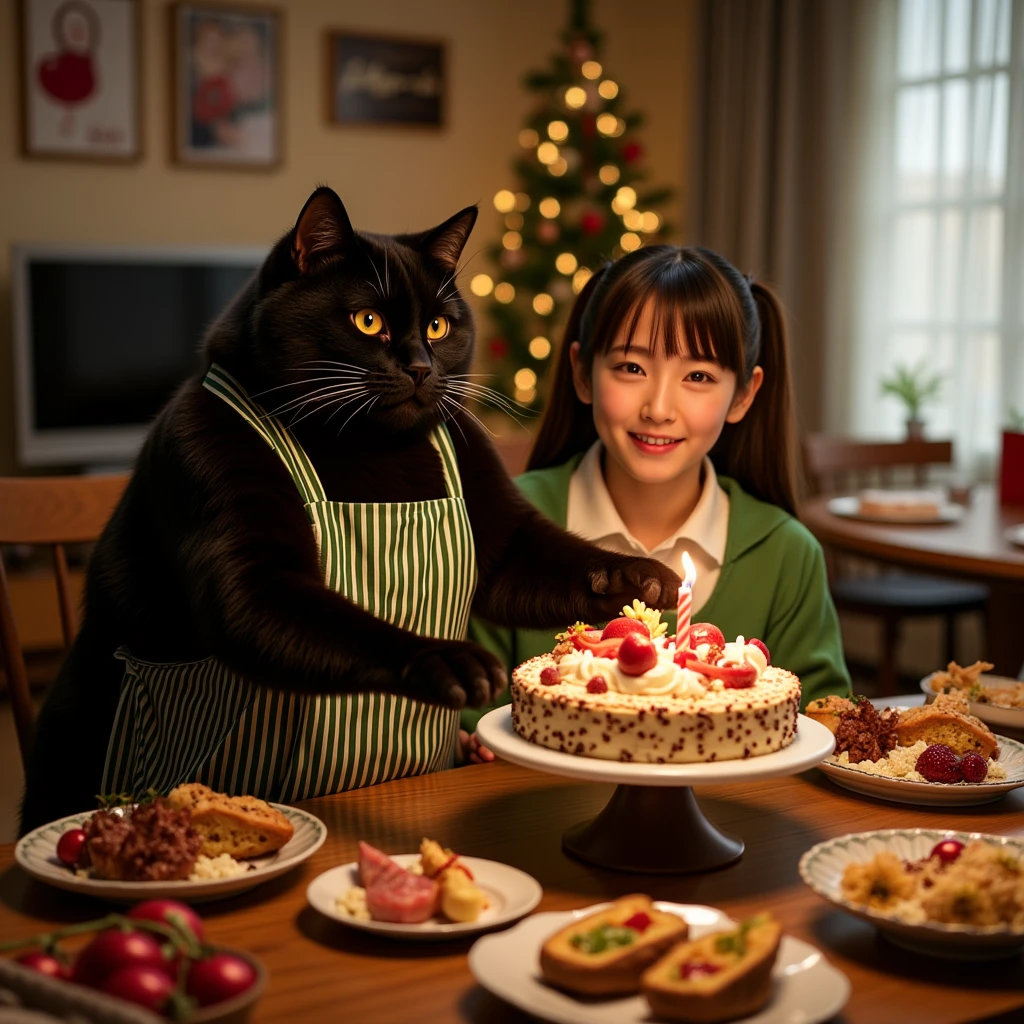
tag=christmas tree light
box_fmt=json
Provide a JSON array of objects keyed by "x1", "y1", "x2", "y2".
[{"x1": 481, "y1": 0, "x2": 673, "y2": 407}]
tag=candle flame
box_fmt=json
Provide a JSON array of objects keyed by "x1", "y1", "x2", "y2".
[{"x1": 681, "y1": 551, "x2": 696, "y2": 587}]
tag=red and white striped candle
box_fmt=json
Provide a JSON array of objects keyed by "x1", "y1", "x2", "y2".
[{"x1": 676, "y1": 551, "x2": 697, "y2": 649}]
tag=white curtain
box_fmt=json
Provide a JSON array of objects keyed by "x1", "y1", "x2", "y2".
[{"x1": 829, "y1": 0, "x2": 1024, "y2": 477}]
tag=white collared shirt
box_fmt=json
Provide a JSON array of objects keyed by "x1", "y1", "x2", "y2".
[{"x1": 566, "y1": 441, "x2": 729, "y2": 611}]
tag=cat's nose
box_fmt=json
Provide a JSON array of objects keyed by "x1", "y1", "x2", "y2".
[{"x1": 403, "y1": 362, "x2": 432, "y2": 387}]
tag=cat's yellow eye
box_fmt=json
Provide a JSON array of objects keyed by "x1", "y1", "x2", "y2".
[
  {"x1": 426, "y1": 315, "x2": 450, "y2": 342},
  {"x1": 352, "y1": 309, "x2": 385, "y2": 337}
]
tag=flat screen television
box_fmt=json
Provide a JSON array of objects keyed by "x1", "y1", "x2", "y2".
[{"x1": 11, "y1": 243, "x2": 266, "y2": 468}]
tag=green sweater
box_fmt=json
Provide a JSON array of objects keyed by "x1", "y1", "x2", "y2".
[{"x1": 464, "y1": 454, "x2": 851, "y2": 731}]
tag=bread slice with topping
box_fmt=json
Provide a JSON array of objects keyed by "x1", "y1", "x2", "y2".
[
  {"x1": 539, "y1": 894, "x2": 688, "y2": 996},
  {"x1": 896, "y1": 696, "x2": 999, "y2": 759},
  {"x1": 167, "y1": 783, "x2": 294, "y2": 859},
  {"x1": 641, "y1": 913, "x2": 781, "y2": 1022},
  {"x1": 804, "y1": 696, "x2": 855, "y2": 734}
]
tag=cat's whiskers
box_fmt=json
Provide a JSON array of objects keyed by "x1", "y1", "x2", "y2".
[
  {"x1": 439, "y1": 394, "x2": 497, "y2": 438},
  {"x1": 254, "y1": 372, "x2": 368, "y2": 400},
  {"x1": 335, "y1": 392, "x2": 380, "y2": 435},
  {"x1": 284, "y1": 385, "x2": 373, "y2": 428},
  {"x1": 443, "y1": 380, "x2": 535, "y2": 425},
  {"x1": 267, "y1": 382, "x2": 369, "y2": 419},
  {"x1": 437, "y1": 395, "x2": 469, "y2": 447}
]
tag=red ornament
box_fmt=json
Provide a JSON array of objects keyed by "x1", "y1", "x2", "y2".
[
  {"x1": 489, "y1": 338, "x2": 509, "y2": 359},
  {"x1": 621, "y1": 141, "x2": 643, "y2": 163},
  {"x1": 580, "y1": 211, "x2": 605, "y2": 236}
]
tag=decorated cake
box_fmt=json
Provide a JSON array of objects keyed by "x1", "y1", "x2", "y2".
[{"x1": 510, "y1": 602, "x2": 801, "y2": 764}]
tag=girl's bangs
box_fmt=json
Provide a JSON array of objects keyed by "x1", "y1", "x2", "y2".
[{"x1": 592, "y1": 257, "x2": 747, "y2": 375}]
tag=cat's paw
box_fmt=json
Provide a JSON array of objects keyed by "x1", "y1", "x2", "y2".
[
  {"x1": 587, "y1": 556, "x2": 681, "y2": 617},
  {"x1": 403, "y1": 641, "x2": 508, "y2": 710}
]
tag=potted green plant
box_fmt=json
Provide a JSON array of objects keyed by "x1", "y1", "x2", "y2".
[
  {"x1": 1001, "y1": 406, "x2": 1024, "y2": 505},
  {"x1": 880, "y1": 361, "x2": 943, "y2": 440}
]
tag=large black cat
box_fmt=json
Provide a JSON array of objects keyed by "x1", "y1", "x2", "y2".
[{"x1": 21, "y1": 187, "x2": 678, "y2": 831}]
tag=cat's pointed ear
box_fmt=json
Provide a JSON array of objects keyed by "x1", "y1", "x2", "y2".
[
  {"x1": 418, "y1": 206, "x2": 478, "y2": 272},
  {"x1": 292, "y1": 187, "x2": 355, "y2": 273}
]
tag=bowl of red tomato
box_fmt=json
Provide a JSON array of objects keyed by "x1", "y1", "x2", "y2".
[{"x1": 3, "y1": 899, "x2": 266, "y2": 1023}]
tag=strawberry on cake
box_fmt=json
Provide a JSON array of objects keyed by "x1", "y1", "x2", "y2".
[{"x1": 510, "y1": 604, "x2": 801, "y2": 764}]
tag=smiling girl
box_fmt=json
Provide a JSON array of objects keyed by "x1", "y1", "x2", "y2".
[{"x1": 462, "y1": 245, "x2": 850, "y2": 755}]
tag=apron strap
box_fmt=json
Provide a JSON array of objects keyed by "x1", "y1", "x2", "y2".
[
  {"x1": 430, "y1": 424, "x2": 464, "y2": 500},
  {"x1": 203, "y1": 364, "x2": 328, "y2": 505}
]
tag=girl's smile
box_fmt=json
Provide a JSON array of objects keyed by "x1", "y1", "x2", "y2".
[{"x1": 629, "y1": 432, "x2": 684, "y2": 453}]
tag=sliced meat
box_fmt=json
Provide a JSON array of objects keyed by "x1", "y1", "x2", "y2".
[
  {"x1": 366, "y1": 869, "x2": 439, "y2": 924},
  {"x1": 358, "y1": 841, "x2": 396, "y2": 887}
]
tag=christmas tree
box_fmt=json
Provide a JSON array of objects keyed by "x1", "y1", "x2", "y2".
[{"x1": 472, "y1": 0, "x2": 673, "y2": 409}]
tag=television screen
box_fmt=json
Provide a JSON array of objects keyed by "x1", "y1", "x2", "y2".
[{"x1": 12, "y1": 245, "x2": 265, "y2": 468}]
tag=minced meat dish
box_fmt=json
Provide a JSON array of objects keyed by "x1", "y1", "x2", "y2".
[
  {"x1": 834, "y1": 701, "x2": 899, "y2": 764},
  {"x1": 79, "y1": 800, "x2": 203, "y2": 881}
]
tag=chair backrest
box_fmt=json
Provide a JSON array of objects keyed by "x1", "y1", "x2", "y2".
[
  {"x1": 0, "y1": 474, "x2": 129, "y2": 770},
  {"x1": 802, "y1": 435, "x2": 953, "y2": 496}
]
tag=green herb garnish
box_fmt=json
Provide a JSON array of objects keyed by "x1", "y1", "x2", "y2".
[{"x1": 570, "y1": 923, "x2": 638, "y2": 955}]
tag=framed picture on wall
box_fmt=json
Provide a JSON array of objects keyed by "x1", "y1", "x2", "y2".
[
  {"x1": 19, "y1": 0, "x2": 142, "y2": 161},
  {"x1": 327, "y1": 32, "x2": 445, "y2": 128},
  {"x1": 171, "y1": 2, "x2": 281, "y2": 168}
]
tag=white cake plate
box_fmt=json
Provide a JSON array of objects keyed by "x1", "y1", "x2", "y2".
[{"x1": 476, "y1": 708, "x2": 834, "y2": 875}]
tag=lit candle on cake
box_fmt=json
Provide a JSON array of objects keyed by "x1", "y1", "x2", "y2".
[{"x1": 676, "y1": 551, "x2": 696, "y2": 649}]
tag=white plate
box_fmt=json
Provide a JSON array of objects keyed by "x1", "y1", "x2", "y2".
[
  {"x1": 15, "y1": 805, "x2": 326, "y2": 903},
  {"x1": 307, "y1": 854, "x2": 542, "y2": 940},
  {"x1": 468, "y1": 902, "x2": 850, "y2": 1024},
  {"x1": 818, "y1": 732, "x2": 1024, "y2": 805},
  {"x1": 920, "y1": 672, "x2": 1024, "y2": 732},
  {"x1": 826, "y1": 495, "x2": 964, "y2": 524},
  {"x1": 476, "y1": 707, "x2": 835, "y2": 786},
  {"x1": 800, "y1": 828, "x2": 1024, "y2": 959},
  {"x1": 1005, "y1": 523, "x2": 1024, "y2": 548}
]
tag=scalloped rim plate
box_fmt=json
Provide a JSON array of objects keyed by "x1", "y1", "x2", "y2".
[
  {"x1": 15, "y1": 805, "x2": 326, "y2": 903},
  {"x1": 476, "y1": 708, "x2": 835, "y2": 787},
  {"x1": 468, "y1": 902, "x2": 850, "y2": 1024},
  {"x1": 818, "y1": 731, "x2": 1024, "y2": 805},
  {"x1": 799, "y1": 828, "x2": 1024, "y2": 958},
  {"x1": 307, "y1": 854, "x2": 543, "y2": 940},
  {"x1": 920, "y1": 672, "x2": 1024, "y2": 731},
  {"x1": 827, "y1": 495, "x2": 964, "y2": 524}
]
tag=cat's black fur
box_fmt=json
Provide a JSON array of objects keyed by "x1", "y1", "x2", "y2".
[{"x1": 21, "y1": 188, "x2": 679, "y2": 832}]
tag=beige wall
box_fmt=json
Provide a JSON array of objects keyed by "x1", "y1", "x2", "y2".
[{"x1": 0, "y1": 0, "x2": 696, "y2": 473}]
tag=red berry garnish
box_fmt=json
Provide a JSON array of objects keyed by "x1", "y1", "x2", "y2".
[
  {"x1": 601, "y1": 617, "x2": 650, "y2": 640},
  {"x1": 681, "y1": 960, "x2": 722, "y2": 979},
  {"x1": 540, "y1": 666, "x2": 560, "y2": 686},
  {"x1": 748, "y1": 638, "x2": 770, "y2": 664},
  {"x1": 688, "y1": 623, "x2": 725, "y2": 649},
  {"x1": 586, "y1": 676, "x2": 609, "y2": 694},
  {"x1": 616, "y1": 633, "x2": 658, "y2": 676},
  {"x1": 915, "y1": 743, "x2": 962, "y2": 784},
  {"x1": 929, "y1": 838, "x2": 965, "y2": 865},
  {"x1": 56, "y1": 828, "x2": 87, "y2": 868},
  {"x1": 959, "y1": 752, "x2": 988, "y2": 783},
  {"x1": 622, "y1": 911, "x2": 652, "y2": 932}
]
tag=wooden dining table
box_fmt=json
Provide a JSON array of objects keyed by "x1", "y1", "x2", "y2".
[
  {"x1": 1, "y1": 759, "x2": 1023, "y2": 1024},
  {"x1": 800, "y1": 483, "x2": 1024, "y2": 678}
]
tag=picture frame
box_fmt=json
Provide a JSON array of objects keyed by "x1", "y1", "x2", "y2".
[
  {"x1": 327, "y1": 31, "x2": 445, "y2": 128},
  {"x1": 19, "y1": 0, "x2": 142, "y2": 162},
  {"x1": 171, "y1": 2, "x2": 281, "y2": 169}
]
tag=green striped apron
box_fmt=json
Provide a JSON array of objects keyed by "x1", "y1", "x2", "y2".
[{"x1": 101, "y1": 364, "x2": 475, "y2": 802}]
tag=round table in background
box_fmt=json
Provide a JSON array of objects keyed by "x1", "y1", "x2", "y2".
[{"x1": 800, "y1": 484, "x2": 1024, "y2": 677}]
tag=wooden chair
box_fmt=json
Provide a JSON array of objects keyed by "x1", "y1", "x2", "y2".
[
  {"x1": 802, "y1": 435, "x2": 988, "y2": 695},
  {"x1": 0, "y1": 474, "x2": 128, "y2": 771}
]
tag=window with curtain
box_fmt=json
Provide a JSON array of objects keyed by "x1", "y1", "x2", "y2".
[{"x1": 846, "y1": 0, "x2": 1022, "y2": 474}]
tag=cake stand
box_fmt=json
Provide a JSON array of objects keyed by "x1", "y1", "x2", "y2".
[{"x1": 476, "y1": 707, "x2": 834, "y2": 875}]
